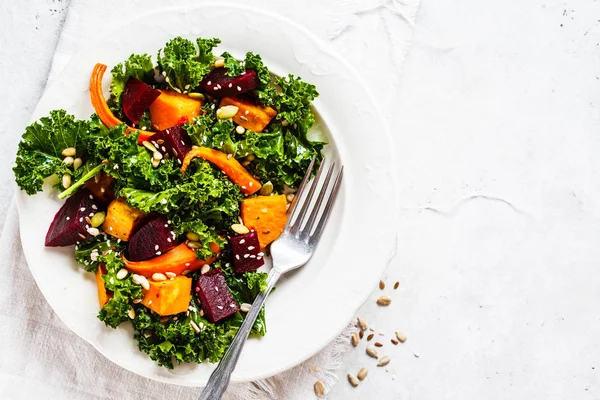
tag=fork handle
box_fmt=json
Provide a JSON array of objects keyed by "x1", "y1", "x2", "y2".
[{"x1": 199, "y1": 269, "x2": 282, "y2": 400}]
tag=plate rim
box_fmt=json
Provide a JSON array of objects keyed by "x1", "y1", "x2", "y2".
[{"x1": 16, "y1": 2, "x2": 399, "y2": 386}]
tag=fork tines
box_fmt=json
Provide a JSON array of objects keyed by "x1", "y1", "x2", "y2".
[{"x1": 287, "y1": 156, "x2": 343, "y2": 244}]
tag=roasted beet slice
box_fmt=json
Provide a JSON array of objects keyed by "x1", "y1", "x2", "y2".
[
  {"x1": 84, "y1": 172, "x2": 116, "y2": 205},
  {"x1": 45, "y1": 189, "x2": 103, "y2": 247},
  {"x1": 195, "y1": 269, "x2": 239, "y2": 323},
  {"x1": 231, "y1": 230, "x2": 264, "y2": 273},
  {"x1": 127, "y1": 215, "x2": 176, "y2": 261},
  {"x1": 147, "y1": 124, "x2": 192, "y2": 161},
  {"x1": 122, "y1": 77, "x2": 161, "y2": 124},
  {"x1": 199, "y1": 69, "x2": 259, "y2": 98}
]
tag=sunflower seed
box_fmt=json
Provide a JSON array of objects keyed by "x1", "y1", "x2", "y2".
[
  {"x1": 62, "y1": 174, "x2": 71, "y2": 189},
  {"x1": 151, "y1": 158, "x2": 160, "y2": 168},
  {"x1": 367, "y1": 333, "x2": 374, "y2": 341},
  {"x1": 374, "y1": 342, "x2": 383, "y2": 347},
  {"x1": 357, "y1": 317, "x2": 368, "y2": 331},
  {"x1": 190, "y1": 321, "x2": 201, "y2": 334},
  {"x1": 351, "y1": 331, "x2": 360, "y2": 346},
  {"x1": 379, "y1": 280, "x2": 385, "y2": 289},
  {"x1": 366, "y1": 347, "x2": 378, "y2": 358},
  {"x1": 152, "y1": 273, "x2": 167, "y2": 281},
  {"x1": 377, "y1": 356, "x2": 390, "y2": 367},
  {"x1": 116, "y1": 268, "x2": 128, "y2": 280},
  {"x1": 132, "y1": 298, "x2": 142, "y2": 304},
  {"x1": 86, "y1": 227, "x2": 100, "y2": 236},
  {"x1": 62, "y1": 147, "x2": 77, "y2": 157},
  {"x1": 165, "y1": 272, "x2": 176, "y2": 278},
  {"x1": 376, "y1": 296, "x2": 392, "y2": 306},
  {"x1": 142, "y1": 141, "x2": 157, "y2": 152},
  {"x1": 357, "y1": 367, "x2": 368, "y2": 380},
  {"x1": 153, "y1": 151, "x2": 163, "y2": 161},
  {"x1": 395, "y1": 331, "x2": 407, "y2": 343},
  {"x1": 231, "y1": 223, "x2": 250, "y2": 234},
  {"x1": 240, "y1": 303, "x2": 251, "y2": 312},
  {"x1": 63, "y1": 156, "x2": 74, "y2": 165},
  {"x1": 394, "y1": 281, "x2": 400, "y2": 289},
  {"x1": 314, "y1": 380, "x2": 325, "y2": 397},
  {"x1": 236, "y1": 125, "x2": 246, "y2": 134},
  {"x1": 132, "y1": 274, "x2": 150, "y2": 290},
  {"x1": 128, "y1": 308, "x2": 136, "y2": 319},
  {"x1": 348, "y1": 373, "x2": 360, "y2": 387}
]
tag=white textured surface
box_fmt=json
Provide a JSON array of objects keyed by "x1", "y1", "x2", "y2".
[{"x1": 3, "y1": 0, "x2": 600, "y2": 399}]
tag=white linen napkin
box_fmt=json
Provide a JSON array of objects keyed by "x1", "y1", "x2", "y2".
[{"x1": 0, "y1": 0, "x2": 420, "y2": 398}]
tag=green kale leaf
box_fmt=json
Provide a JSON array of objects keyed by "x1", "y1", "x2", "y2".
[
  {"x1": 157, "y1": 37, "x2": 220, "y2": 91},
  {"x1": 13, "y1": 110, "x2": 92, "y2": 195}
]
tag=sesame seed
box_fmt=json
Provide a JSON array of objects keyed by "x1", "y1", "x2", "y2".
[
  {"x1": 66, "y1": 217, "x2": 70, "y2": 220},
  {"x1": 155, "y1": 245, "x2": 159, "y2": 250},
  {"x1": 215, "y1": 286, "x2": 219, "y2": 292},
  {"x1": 243, "y1": 254, "x2": 250, "y2": 258},
  {"x1": 228, "y1": 83, "x2": 232, "y2": 88},
  {"x1": 240, "y1": 239, "x2": 245, "y2": 244},
  {"x1": 248, "y1": 246, "x2": 255, "y2": 250},
  {"x1": 207, "y1": 81, "x2": 211, "y2": 85},
  {"x1": 156, "y1": 251, "x2": 161, "y2": 255}
]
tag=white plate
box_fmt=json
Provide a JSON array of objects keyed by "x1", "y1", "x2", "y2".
[{"x1": 16, "y1": 3, "x2": 397, "y2": 386}]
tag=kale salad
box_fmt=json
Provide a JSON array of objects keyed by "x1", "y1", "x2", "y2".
[{"x1": 13, "y1": 37, "x2": 323, "y2": 368}]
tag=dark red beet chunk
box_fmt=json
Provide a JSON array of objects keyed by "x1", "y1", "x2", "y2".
[
  {"x1": 147, "y1": 124, "x2": 192, "y2": 161},
  {"x1": 127, "y1": 215, "x2": 176, "y2": 261},
  {"x1": 45, "y1": 189, "x2": 103, "y2": 247},
  {"x1": 122, "y1": 77, "x2": 161, "y2": 124},
  {"x1": 195, "y1": 269, "x2": 239, "y2": 323},
  {"x1": 231, "y1": 231, "x2": 264, "y2": 273},
  {"x1": 199, "y1": 69, "x2": 259, "y2": 98}
]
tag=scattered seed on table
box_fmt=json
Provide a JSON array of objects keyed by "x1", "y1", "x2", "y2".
[
  {"x1": 376, "y1": 296, "x2": 392, "y2": 306},
  {"x1": 395, "y1": 331, "x2": 407, "y2": 343},
  {"x1": 357, "y1": 317, "x2": 368, "y2": 331},
  {"x1": 379, "y1": 280, "x2": 385, "y2": 289},
  {"x1": 367, "y1": 333, "x2": 374, "y2": 341},
  {"x1": 366, "y1": 346, "x2": 378, "y2": 358},
  {"x1": 394, "y1": 281, "x2": 400, "y2": 289},
  {"x1": 348, "y1": 373, "x2": 360, "y2": 387},
  {"x1": 374, "y1": 342, "x2": 383, "y2": 347},
  {"x1": 357, "y1": 367, "x2": 368, "y2": 381},
  {"x1": 359, "y1": 330, "x2": 364, "y2": 339},
  {"x1": 391, "y1": 339, "x2": 399, "y2": 345},
  {"x1": 414, "y1": 352, "x2": 420, "y2": 358},
  {"x1": 377, "y1": 356, "x2": 391, "y2": 367},
  {"x1": 351, "y1": 331, "x2": 360, "y2": 346},
  {"x1": 314, "y1": 380, "x2": 325, "y2": 397}
]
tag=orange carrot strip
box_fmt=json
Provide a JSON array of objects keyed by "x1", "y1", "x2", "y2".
[
  {"x1": 124, "y1": 242, "x2": 220, "y2": 278},
  {"x1": 181, "y1": 147, "x2": 261, "y2": 195},
  {"x1": 89, "y1": 63, "x2": 154, "y2": 144}
]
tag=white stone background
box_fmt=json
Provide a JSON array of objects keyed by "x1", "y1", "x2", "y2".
[{"x1": 1, "y1": 0, "x2": 600, "y2": 398}]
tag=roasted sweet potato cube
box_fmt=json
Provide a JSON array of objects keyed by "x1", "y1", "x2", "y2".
[
  {"x1": 149, "y1": 90, "x2": 203, "y2": 131},
  {"x1": 101, "y1": 198, "x2": 146, "y2": 241},
  {"x1": 241, "y1": 194, "x2": 287, "y2": 248},
  {"x1": 219, "y1": 96, "x2": 276, "y2": 132},
  {"x1": 195, "y1": 269, "x2": 239, "y2": 323},
  {"x1": 141, "y1": 276, "x2": 192, "y2": 316}
]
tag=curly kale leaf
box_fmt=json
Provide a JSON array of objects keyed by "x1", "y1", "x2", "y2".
[
  {"x1": 74, "y1": 234, "x2": 124, "y2": 272},
  {"x1": 13, "y1": 110, "x2": 92, "y2": 195},
  {"x1": 157, "y1": 37, "x2": 220, "y2": 91}
]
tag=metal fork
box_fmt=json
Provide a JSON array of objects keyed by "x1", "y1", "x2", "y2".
[{"x1": 199, "y1": 157, "x2": 343, "y2": 400}]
